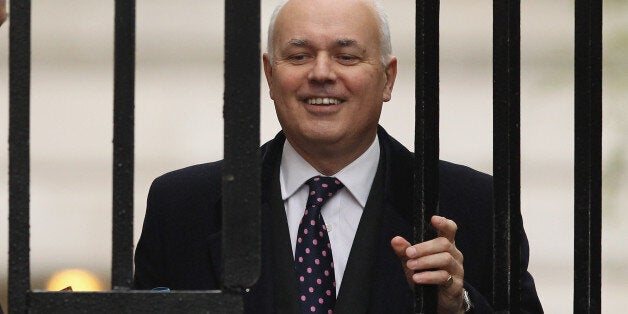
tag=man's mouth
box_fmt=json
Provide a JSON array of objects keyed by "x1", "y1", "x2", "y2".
[{"x1": 306, "y1": 97, "x2": 344, "y2": 105}]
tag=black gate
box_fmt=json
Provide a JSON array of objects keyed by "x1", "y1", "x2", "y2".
[{"x1": 7, "y1": 0, "x2": 602, "y2": 313}]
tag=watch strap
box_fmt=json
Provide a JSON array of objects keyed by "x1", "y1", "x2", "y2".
[{"x1": 462, "y1": 288, "x2": 473, "y2": 312}]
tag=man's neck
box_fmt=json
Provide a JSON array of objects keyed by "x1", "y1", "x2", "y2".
[{"x1": 285, "y1": 133, "x2": 377, "y2": 176}]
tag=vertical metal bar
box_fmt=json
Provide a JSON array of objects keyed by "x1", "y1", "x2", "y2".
[
  {"x1": 492, "y1": 0, "x2": 521, "y2": 312},
  {"x1": 222, "y1": 0, "x2": 261, "y2": 290},
  {"x1": 574, "y1": 0, "x2": 603, "y2": 312},
  {"x1": 112, "y1": 0, "x2": 136, "y2": 290},
  {"x1": 415, "y1": 0, "x2": 440, "y2": 312},
  {"x1": 8, "y1": 0, "x2": 32, "y2": 312}
]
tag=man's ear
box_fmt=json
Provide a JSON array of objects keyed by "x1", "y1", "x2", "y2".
[
  {"x1": 382, "y1": 57, "x2": 397, "y2": 102},
  {"x1": 263, "y1": 53, "x2": 275, "y2": 100}
]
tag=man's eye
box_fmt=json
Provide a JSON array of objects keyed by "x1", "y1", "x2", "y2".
[
  {"x1": 288, "y1": 54, "x2": 309, "y2": 62},
  {"x1": 337, "y1": 55, "x2": 359, "y2": 64}
]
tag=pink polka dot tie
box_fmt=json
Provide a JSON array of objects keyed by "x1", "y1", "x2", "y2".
[{"x1": 295, "y1": 176, "x2": 344, "y2": 314}]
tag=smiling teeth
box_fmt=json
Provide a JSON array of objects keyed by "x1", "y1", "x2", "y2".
[{"x1": 307, "y1": 98, "x2": 341, "y2": 105}]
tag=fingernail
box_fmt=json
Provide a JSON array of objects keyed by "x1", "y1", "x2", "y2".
[
  {"x1": 407, "y1": 246, "x2": 417, "y2": 257},
  {"x1": 413, "y1": 273, "x2": 422, "y2": 282}
]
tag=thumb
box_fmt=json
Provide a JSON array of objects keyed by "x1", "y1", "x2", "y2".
[{"x1": 390, "y1": 236, "x2": 411, "y2": 260}]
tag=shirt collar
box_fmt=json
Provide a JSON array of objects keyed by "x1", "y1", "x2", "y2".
[{"x1": 280, "y1": 135, "x2": 380, "y2": 208}]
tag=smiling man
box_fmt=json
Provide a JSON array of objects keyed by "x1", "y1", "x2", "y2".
[
  {"x1": 264, "y1": 0, "x2": 396, "y2": 177},
  {"x1": 134, "y1": 0, "x2": 542, "y2": 313}
]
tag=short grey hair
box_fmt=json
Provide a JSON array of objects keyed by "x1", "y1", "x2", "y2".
[{"x1": 266, "y1": 0, "x2": 393, "y2": 66}]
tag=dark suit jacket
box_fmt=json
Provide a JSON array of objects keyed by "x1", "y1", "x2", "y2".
[{"x1": 134, "y1": 127, "x2": 543, "y2": 313}]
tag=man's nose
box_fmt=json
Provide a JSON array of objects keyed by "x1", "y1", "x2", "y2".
[{"x1": 307, "y1": 55, "x2": 336, "y2": 83}]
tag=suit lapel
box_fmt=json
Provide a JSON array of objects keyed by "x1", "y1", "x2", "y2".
[
  {"x1": 334, "y1": 149, "x2": 386, "y2": 313},
  {"x1": 336, "y1": 128, "x2": 416, "y2": 313},
  {"x1": 267, "y1": 185, "x2": 301, "y2": 313},
  {"x1": 260, "y1": 133, "x2": 301, "y2": 313}
]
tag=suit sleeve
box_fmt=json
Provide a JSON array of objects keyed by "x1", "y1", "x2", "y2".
[
  {"x1": 133, "y1": 162, "x2": 224, "y2": 290},
  {"x1": 463, "y1": 223, "x2": 543, "y2": 313},
  {"x1": 133, "y1": 179, "x2": 168, "y2": 289},
  {"x1": 439, "y1": 161, "x2": 543, "y2": 313}
]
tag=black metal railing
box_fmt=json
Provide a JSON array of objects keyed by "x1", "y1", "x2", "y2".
[
  {"x1": 492, "y1": 0, "x2": 521, "y2": 311},
  {"x1": 222, "y1": 0, "x2": 262, "y2": 292},
  {"x1": 574, "y1": 0, "x2": 603, "y2": 312},
  {"x1": 111, "y1": 0, "x2": 136, "y2": 291},
  {"x1": 8, "y1": 0, "x2": 31, "y2": 312},
  {"x1": 414, "y1": 0, "x2": 440, "y2": 312},
  {"x1": 6, "y1": 0, "x2": 602, "y2": 313}
]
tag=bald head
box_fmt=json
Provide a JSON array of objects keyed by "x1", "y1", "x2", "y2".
[{"x1": 266, "y1": 0, "x2": 392, "y2": 66}]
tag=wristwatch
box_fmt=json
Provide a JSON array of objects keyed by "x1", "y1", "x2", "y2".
[{"x1": 462, "y1": 288, "x2": 473, "y2": 312}]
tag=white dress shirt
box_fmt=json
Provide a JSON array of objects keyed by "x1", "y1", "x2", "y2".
[{"x1": 279, "y1": 136, "x2": 380, "y2": 294}]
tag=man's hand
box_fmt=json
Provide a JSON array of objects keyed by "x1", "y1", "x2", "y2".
[
  {"x1": 0, "y1": 0, "x2": 7, "y2": 26},
  {"x1": 391, "y1": 215, "x2": 465, "y2": 314}
]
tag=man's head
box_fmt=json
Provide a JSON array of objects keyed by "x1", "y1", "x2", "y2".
[
  {"x1": 263, "y1": 0, "x2": 397, "y2": 173},
  {"x1": 267, "y1": 0, "x2": 392, "y2": 67}
]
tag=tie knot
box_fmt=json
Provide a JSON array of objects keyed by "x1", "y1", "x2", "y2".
[{"x1": 306, "y1": 176, "x2": 344, "y2": 209}]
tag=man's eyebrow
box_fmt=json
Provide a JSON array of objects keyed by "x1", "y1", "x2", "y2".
[
  {"x1": 287, "y1": 38, "x2": 309, "y2": 47},
  {"x1": 285, "y1": 38, "x2": 361, "y2": 49},
  {"x1": 337, "y1": 38, "x2": 358, "y2": 47}
]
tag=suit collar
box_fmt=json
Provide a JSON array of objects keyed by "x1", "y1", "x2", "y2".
[{"x1": 279, "y1": 135, "x2": 380, "y2": 208}]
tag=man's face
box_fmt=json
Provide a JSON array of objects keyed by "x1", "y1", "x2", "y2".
[{"x1": 263, "y1": 0, "x2": 397, "y2": 157}]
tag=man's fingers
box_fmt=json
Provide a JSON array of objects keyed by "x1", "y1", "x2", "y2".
[
  {"x1": 390, "y1": 236, "x2": 411, "y2": 260},
  {"x1": 411, "y1": 269, "x2": 452, "y2": 285},
  {"x1": 431, "y1": 215, "x2": 457, "y2": 243},
  {"x1": 404, "y1": 237, "x2": 455, "y2": 259},
  {"x1": 405, "y1": 252, "x2": 458, "y2": 272}
]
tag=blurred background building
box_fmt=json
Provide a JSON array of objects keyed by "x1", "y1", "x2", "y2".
[{"x1": 0, "y1": 0, "x2": 626, "y2": 312}]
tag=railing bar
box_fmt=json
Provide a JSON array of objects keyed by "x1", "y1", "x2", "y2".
[
  {"x1": 8, "y1": 0, "x2": 32, "y2": 313},
  {"x1": 111, "y1": 0, "x2": 136, "y2": 290},
  {"x1": 492, "y1": 0, "x2": 522, "y2": 311},
  {"x1": 507, "y1": 0, "x2": 522, "y2": 311},
  {"x1": 222, "y1": 0, "x2": 261, "y2": 289},
  {"x1": 414, "y1": 0, "x2": 440, "y2": 312},
  {"x1": 574, "y1": 0, "x2": 603, "y2": 312},
  {"x1": 28, "y1": 291, "x2": 242, "y2": 313}
]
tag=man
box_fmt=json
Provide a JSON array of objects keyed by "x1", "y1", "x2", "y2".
[{"x1": 134, "y1": 0, "x2": 543, "y2": 313}]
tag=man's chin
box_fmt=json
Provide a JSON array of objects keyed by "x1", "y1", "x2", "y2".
[
  {"x1": 287, "y1": 129, "x2": 345, "y2": 150},
  {"x1": 303, "y1": 125, "x2": 347, "y2": 143},
  {"x1": 301, "y1": 134, "x2": 344, "y2": 148}
]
